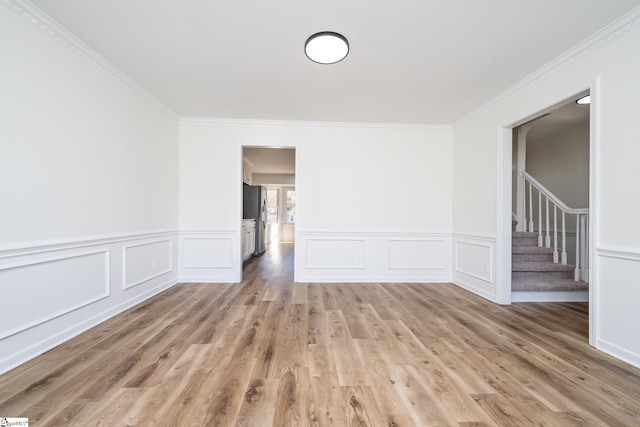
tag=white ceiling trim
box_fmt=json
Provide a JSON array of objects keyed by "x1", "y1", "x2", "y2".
[
  {"x1": 456, "y1": 5, "x2": 640, "y2": 125},
  {"x1": 4, "y1": 0, "x2": 177, "y2": 117},
  {"x1": 179, "y1": 116, "x2": 452, "y2": 132}
]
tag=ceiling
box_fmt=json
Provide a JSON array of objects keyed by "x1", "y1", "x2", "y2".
[
  {"x1": 29, "y1": 0, "x2": 640, "y2": 124},
  {"x1": 244, "y1": 148, "x2": 295, "y2": 174},
  {"x1": 526, "y1": 98, "x2": 590, "y2": 143}
]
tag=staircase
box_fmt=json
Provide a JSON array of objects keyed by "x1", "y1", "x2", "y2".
[
  {"x1": 511, "y1": 170, "x2": 589, "y2": 302},
  {"x1": 511, "y1": 223, "x2": 588, "y2": 301}
]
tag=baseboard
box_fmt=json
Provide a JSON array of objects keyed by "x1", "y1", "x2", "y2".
[
  {"x1": 452, "y1": 278, "x2": 497, "y2": 303},
  {"x1": 596, "y1": 338, "x2": 640, "y2": 370},
  {"x1": 295, "y1": 275, "x2": 453, "y2": 284},
  {"x1": 179, "y1": 275, "x2": 237, "y2": 283}
]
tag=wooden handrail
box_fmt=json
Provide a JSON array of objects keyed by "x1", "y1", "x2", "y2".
[{"x1": 521, "y1": 171, "x2": 588, "y2": 215}]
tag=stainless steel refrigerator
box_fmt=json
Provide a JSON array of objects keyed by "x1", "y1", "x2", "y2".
[{"x1": 242, "y1": 184, "x2": 267, "y2": 255}]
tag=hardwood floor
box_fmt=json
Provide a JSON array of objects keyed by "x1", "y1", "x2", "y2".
[{"x1": 1, "y1": 243, "x2": 639, "y2": 425}]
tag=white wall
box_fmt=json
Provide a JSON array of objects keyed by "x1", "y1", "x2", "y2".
[
  {"x1": 0, "y1": 5, "x2": 179, "y2": 374},
  {"x1": 179, "y1": 119, "x2": 453, "y2": 282},
  {"x1": 452, "y1": 14, "x2": 640, "y2": 368},
  {"x1": 527, "y1": 123, "x2": 590, "y2": 209}
]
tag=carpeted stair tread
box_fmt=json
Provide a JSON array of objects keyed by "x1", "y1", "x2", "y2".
[
  {"x1": 510, "y1": 223, "x2": 587, "y2": 296},
  {"x1": 512, "y1": 245, "x2": 555, "y2": 254},
  {"x1": 512, "y1": 231, "x2": 538, "y2": 238},
  {"x1": 513, "y1": 253, "x2": 553, "y2": 262},
  {"x1": 512, "y1": 261, "x2": 575, "y2": 272},
  {"x1": 512, "y1": 233, "x2": 539, "y2": 246}
]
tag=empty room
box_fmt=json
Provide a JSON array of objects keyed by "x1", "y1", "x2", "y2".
[{"x1": 1, "y1": 0, "x2": 640, "y2": 425}]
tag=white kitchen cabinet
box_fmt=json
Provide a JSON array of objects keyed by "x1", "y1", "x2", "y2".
[
  {"x1": 242, "y1": 219, "x2": 256, "y2": 261},
  {"x1": 242, "y1": 157, "x2": 253, "y2": 185}
]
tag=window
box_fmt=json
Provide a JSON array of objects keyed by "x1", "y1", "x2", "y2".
[{"x1": 285, "y1": 189, "x2": 296, "y2": 224}]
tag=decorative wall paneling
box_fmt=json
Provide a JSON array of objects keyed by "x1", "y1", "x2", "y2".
[
  {"x1": 179, "y1": 230, "x2": 239, "y2": 282},
  {"x1": 0, "y1": 231, "x2": 178, "y2": 375},
  {"x1": 594, "y1": 246, "x2": 640, "y2": 368},
  {"x1": 452, "y1": 234, "x2": 497, "y2": 302},
  {"x1": 296, "y1": 231, "x2": 451, "y2": 283}
]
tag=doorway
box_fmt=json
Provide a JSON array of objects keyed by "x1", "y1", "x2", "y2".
[
  {"x1": 498, "y1": 81, "x2": 599, "y2": 345},
  {"x1": 512, "y1": 98, "x2": 591, "y2": 298},
  {"x1": 241, "y1": 147, "x2": 296, "y2": 280}
]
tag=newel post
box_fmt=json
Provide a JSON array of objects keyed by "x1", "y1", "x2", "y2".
[{"x1": 515, "y1": 125, "x2": 531, "y2": 232}]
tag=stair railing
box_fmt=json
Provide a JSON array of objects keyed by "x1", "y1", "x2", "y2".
[{"x1": 520, "y1": 171, "x2": 589, "y2": 282}]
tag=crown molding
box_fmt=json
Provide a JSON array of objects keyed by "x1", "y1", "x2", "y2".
[
  {"x1": 456, "y1": 5, "x2": 640, "y2": 125},
  {"x1": 179, "y1": 116, "x2": 452, "y2": 132},
  {"x1": 3, "y1": 0, "x2": 177, "y2": 118}
]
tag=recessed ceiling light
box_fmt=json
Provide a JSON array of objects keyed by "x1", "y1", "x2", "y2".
[
  {"x1": 576, "y1": 95, "x2": 591, "y2": 105},
  {"x1": 304, "y1": 32, "x2": 349, "y2": 64}
]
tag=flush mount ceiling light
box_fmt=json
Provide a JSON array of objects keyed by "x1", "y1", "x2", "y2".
[
  {"x1": 576, "y1": 95, "x2": 591, "y2": 105},
  {"x1": 305, "y1": 31, "x2": 349, "y2": 64}
]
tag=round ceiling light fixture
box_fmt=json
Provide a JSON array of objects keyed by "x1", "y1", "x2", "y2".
[
  {"x1": 576, "y1": 95, "x2": 591, "y2": 105},
  {"x1": 305, "y1": 31, "x2": 349, "y2": 64}
]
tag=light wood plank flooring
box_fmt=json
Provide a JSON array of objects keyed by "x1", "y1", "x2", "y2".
[{"x1": 1, "y1": 243, "x2": 639, "y2": 425}]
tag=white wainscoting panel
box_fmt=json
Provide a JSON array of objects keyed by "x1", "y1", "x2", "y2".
[
  {"x1": 0, "y1": 250, "x2": 109, "y2": 340},
  {"x1": 179, "y1": 231, "x2": 239, "y2": 282},
  {"x1": 297, "y1": 231, "x2": 451, "y2": 282},
  {"x1": 594, "y1": 247, "x2": 640, "y2": 369},
  {"x1": 305, "y1": 239, "x2": 365, "y2": 269},
  {"x1": 124, "y1": 239, "x2": 173, "y2": 289},
  {"x1": 182, "y1": 237, "x2": 233, "y2": 268},
  {"x1": 0, "y1": 231, "x2": 179, "y2": 375},
  {"x1": 455, "y1": 241, "x2": 492, "y2": 282},
  {"x1": 452, "y1": 234, "x2": 497, "y2": 301},
  {"x1": 389, "y1": 239, "x2": 447, "y2": 270}
]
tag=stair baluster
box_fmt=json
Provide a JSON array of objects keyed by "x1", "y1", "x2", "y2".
[
  {"x1": 562, "y1": 211, "x2": 568, "y2": 265},
  {"x1": 528, "y1": 182, "x2": 534, "y2": 233},
  {"x1": 538, "y1": 192, "x2": 543, "y2": 246},
  {"x1": 545, "y1": 198, "x2": 551, "y2": 248},
  {"x1": 575, "y1": 213, "x2": 581, "y2": 280},
  {"x1": 553, "y1": 205, "x2": 558, "y2": 263},
  {"x1": 520, "y1": 170, "x2": 588, "y2": 282}
]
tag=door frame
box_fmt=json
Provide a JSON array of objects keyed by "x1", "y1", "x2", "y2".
[
  {"x1": 496, "y1": 77, "x2": 600, "y2": 345},
  {"x1": 239, "y1": 145, "x2": 298, "y2": 281}
]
